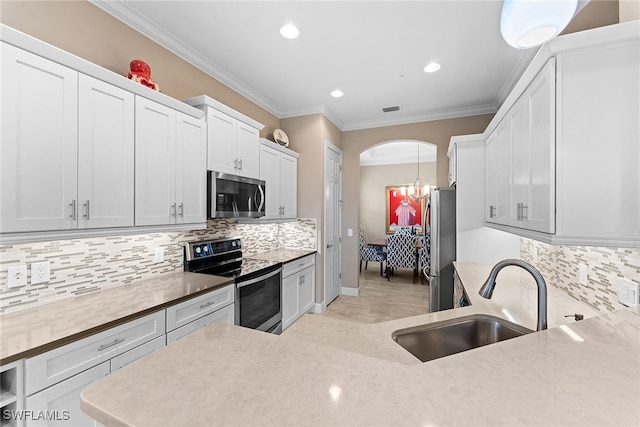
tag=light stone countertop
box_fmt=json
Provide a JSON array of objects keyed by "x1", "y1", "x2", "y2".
[
  {"x1": 248, "y1": 248, "x2": 316, "y2": 264},
  {"x1": 0, "y1": 272, "x2": 233, "y2": 364},
  {"x1": 81, "y1": 262, "x2": 640, "y2": 426}
]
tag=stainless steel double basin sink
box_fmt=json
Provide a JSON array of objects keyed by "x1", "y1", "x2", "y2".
[{"x1": 392, "y1": 314, "x2": 533, "y2": 362}]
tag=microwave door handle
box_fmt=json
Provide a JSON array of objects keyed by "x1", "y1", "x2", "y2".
[
  {"x1": 232, "y1": 200, "x2": 239, "y2": 217},
  {"x1": 256, "y1": 185, "x2": 265, "y2": 212}
]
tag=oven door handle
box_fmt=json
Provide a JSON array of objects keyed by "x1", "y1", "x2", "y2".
[{"x1": 236, "y1": 267, "x2": 283, "y2": 288}]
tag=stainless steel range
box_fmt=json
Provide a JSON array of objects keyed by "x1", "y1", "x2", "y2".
[{"x1": 184, "y1": 237, "x2": 283, "y2": 334}]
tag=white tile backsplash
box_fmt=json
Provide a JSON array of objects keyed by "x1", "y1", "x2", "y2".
[{"x1": 0, "y1": 219, "x2": 317, "y2": 313}]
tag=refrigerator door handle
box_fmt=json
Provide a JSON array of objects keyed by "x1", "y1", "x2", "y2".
[{"x1": 430, "y1": 189, "x2": 440, "y2": 274}]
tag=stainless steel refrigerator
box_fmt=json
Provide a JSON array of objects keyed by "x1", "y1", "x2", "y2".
[{"x1": 428, "y1": 187, "x2": 456, "y2": 312}]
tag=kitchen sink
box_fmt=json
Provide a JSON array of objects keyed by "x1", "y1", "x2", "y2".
[{"x1": 391, "y1": 314, "x2": 534, "y2": 362}]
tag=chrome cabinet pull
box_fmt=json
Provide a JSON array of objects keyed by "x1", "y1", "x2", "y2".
[
  {"x1": 489, "y1": 205, "x2": 496, "y2": 218},
  {"x1": 70, "y1": 200, "x2": 77, "y2": 220},
  {"x1": 178, "y1": 203, "x2": 184, "y2": 217},
  {"x1": 238, "y1": 159, "x2": 243, "y2": 170},
  {"x1": 83, "y1": 200, "x2": 90, "y2": 219},
  {"x1": 516, "y1": 203, "x2": 522, "y2": 221},
  {"x1": 234, "y1": 159, "x2": 238, "y2": 170},
  {"x1": 98, "y1": 338, "x2": 125, "y2": 351},
  {"x1": 171, "y1": 203, "x2": 177, "y2": 217},
  {"x1": 200, "y1": 301, "x2": 215, "y2": 310},
  {"x1": 522, "y1": 204, "x2": 528, "y2": 220}
]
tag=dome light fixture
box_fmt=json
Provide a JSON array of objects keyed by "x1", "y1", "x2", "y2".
[
  {"x1": 280, "y1": 23, "x2": 300, "y2": 39},
  {"x1": 423, "y1": 62, "x2": 441, "y2": 73},
  {"x1": 500, "y1": 0, "x2": 578, "y2": 49},
  {"x1": 330, "y1": 89, "x2": 344, "y2": 98}
]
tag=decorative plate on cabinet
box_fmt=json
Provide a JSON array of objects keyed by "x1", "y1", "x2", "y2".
[{"x1": 273, "y1": 129, "x2": 289, "y2": 147}]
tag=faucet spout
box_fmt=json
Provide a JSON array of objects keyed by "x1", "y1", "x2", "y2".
[{"x1": 478, "y1": 259, "x2": 548, "y2": 331}]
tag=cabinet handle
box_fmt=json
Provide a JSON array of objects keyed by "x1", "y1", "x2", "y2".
[
  {"x1": 83, "y1": 200, "x2": 90, "y2": 220},
  {"x1": 70, "y1": 200, "x2": 77, "y2": 220},
  {"x1": 489, "y1": 205, "x2": 496, "y2": 218},
  {"x1": 178, "y1": 203, "x2": 184, "y2": 217},
  {"x1": 522, "y1": 204, "x2": 528, "y2": 220},
  {"x1": 234, "y1": 159, "x2": 238, "y2": 170},
  {"x1": 238, "y1": 159, "x2": 243, "y2": 170},
  {"x1": 98, "y1": 338, "x2": 125, "y2": 351},
  {"x1": 200, "y1": 301, "x2": 215, "y2": 310},
  {"x1": 171, "y1": 203, "x2": 177, "y2": 217}
]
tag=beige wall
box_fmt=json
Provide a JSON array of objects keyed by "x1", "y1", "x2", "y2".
[
  {"x1": 0, "y1": 0, "x2": 281, "y2": 136},
  {"x1": 619, "y1": 0, "x2": 640, "y2": 21},
  {"x1": 360, "y1": 161, "x2": 437, "y2": 242},
  {"x1": 562, "y1": 0, "x2": 620, "y2": 35}
]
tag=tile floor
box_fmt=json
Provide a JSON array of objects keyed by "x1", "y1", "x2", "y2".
[{"x1": 321, "y1": 266, "x2": 430, "y2": 323}]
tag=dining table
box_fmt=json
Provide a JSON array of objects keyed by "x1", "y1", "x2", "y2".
[{"x1": 367, "y1": 237, "x2": 422, "y2": 281}]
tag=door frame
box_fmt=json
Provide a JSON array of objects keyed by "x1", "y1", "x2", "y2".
[{"x1": 323, "y1": 140, "x2": 343, "y2": 310}]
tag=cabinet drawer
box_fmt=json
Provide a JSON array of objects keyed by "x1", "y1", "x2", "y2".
[
  {"x1": 205, "y1": 303, "x2": 235, "y2": 326},
  {"x1": 109, "y1": 336, "x2": 166, "y2": 373},
  {"x1": 166, "y1": 317, "x2": 207, "y2": 345},
  {"x1": 25, "y1": 311, "x2": 165, "y2": 396},
  {"x1": 283, "y1": 254, "x2": 315, "y2": 277},
  {"x1": 166, "y1": 285, "x2": 234, "y2": 332},
  {"x1": 25, "y1": 361, "x2": 110, "y2": 427}
]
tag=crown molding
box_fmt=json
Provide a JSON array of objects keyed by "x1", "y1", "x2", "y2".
[
  {"x1": 341, "y1": 103, "x2": 499, "y2": 132},
  {"x1": 494, "y1": 47, "x2": 538, "y2": 106},
  {"x1": 91, "y1": 0, "x2": 284, "y2": 118},
  {"x1": 279, "y1": 104, "x2": 344, "y2": 131}
]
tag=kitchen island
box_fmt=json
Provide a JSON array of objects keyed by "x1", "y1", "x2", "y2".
[{"x1": 81, "y1": 262, "x2": 640, "y2": 426}]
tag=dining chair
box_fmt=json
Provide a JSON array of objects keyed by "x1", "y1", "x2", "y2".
[
  {"x1": 418, "y1": 233, "x2": 431, "y2": 283},
  {"x1": 386, "y1": 232, "x2": 418, "y2": 282},
  {"x1": 359, "y1": 225, "x2": 387, "y2": 276}
]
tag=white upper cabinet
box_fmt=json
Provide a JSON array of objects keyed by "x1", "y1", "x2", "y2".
[
  {"x1": 259, "y1": 140, "x2": 299, "y2": 220},
  {"x1": 78, "y1": 74, "x2": 135, "y2": 229},
  {"x1": 183, "y1": 95, "x2": 264, "y2": 180},
  {"x1": 135, "y1": 97, "x2": 206, "y2": 226},
  {"x1": 1, "y1": 42, "x2": 79, "y2": 233},
  {"x1": 484, "y1": 22, "x2": 639, "y2": 247}
]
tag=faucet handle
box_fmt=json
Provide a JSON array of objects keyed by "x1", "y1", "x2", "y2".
[{"x1": 564, "y1": 313, "x2": 584, "y2": 321}]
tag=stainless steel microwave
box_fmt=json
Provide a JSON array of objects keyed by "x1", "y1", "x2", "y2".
[{"x1": 208, "y1": 171, "x2": 265, "y2": 218}]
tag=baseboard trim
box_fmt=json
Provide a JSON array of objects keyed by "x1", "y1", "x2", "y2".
[
  {"x1": 341, "y1": 287, "x2": 359, "y2": 297},
  {"x1": 311, "y1": 303, "x2": 325, "y2": 314}
]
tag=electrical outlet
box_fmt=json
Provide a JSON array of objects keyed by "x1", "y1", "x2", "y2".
[
  {"x1": 578, "y1": 264, "x2": 588, "y2": 286},
  {"x1": 8, "y1": 265, "x2": 27, "y2": 288},
  {"x1": 154, "y1": 247, "x2": 165, "y2": 263},
  {"x1": 31, "y1": 261, "x2": 50, "y2": 285},
  {"x1": 619, "y1": 278, "x2": 639, "y2": 307}
]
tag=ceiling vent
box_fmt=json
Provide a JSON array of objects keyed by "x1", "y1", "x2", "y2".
[{"x1": 382, "y1": 105, "x2": 400, "y2": 113}]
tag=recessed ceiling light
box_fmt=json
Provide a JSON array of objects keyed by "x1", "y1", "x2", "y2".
[
  {"x1": 280, "y1": 24, "x2": 299, "y2": 39},
  {"x1": 330, "y1": 89, "x2": 344, "y2": 98},
  {"x1": 424, "y1": 63, "x2": 441, "y2": 73}
]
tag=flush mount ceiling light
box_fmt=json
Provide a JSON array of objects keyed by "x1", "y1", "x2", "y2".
[
  {"x1": 423, "y1": 62, "x2": 441, "y2": 73},
  {"x1": 330, "y1": 89, "x2": 344, "y2": 98},
  {"x1": 501, "y1": 0, "x2": 578, "y2": 49},
  {"x1": 280, "y1": 23, "x2": 299, "y2": 39}
]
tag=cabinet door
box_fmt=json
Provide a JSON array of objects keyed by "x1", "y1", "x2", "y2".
[
  {"x1": 207, "y1": 109, "x2": 236, "y2": 174},
  {"x1": 135, "y1": 97, "x2": 176, "y2": 226},
  {"x1": 259, "y1": 144, "x2": 282, "y2": 219},
  {"x1": 1, "y1": 43, "x2": 78, "y2": 233},
  {"x1": 525, "y1": 59, "x2": 555, "y2": 233},
  {"x1": 109, "y1": 336, "x2": 165, "y2": 372},
  {"x1": 236, "y1": 122, "x2": 260, "y2": 179},
  {"x1": 205, "y1": 303, "x2": 235, "y2": 326},
  {"x1": 175, "y1": 113, "x2": 207, "y2": 224},
  {"x1": 281, "y1": 273, "x2": 301, "y2": 331},
  {"x1": 494, "y1": 118, "x2": 512, "y2": 226},
  {"x1": 485, "y1": 133, "x2": 498, "y2": 223},
  {"x1": 166, "y1": 317, "x2": 207, "y2": 344},
  {"x1": 78, "y1": 74, "x2": 135, "y2": 229},
  {"x1": 25, "y1": 361, "x2": 109, "y2": 427},
  {"x1": 448, "y1": 146, "x2": 457, "y2": 186},
  {"x1": 510, "y1": 95, "x2": 530, "y2": 227},
  {"x1": 280, "y1": 154, "x2": 298, "y2": 219},
  {"x1": 299, "y1": 266, "x2": 315, "y2": 315}
]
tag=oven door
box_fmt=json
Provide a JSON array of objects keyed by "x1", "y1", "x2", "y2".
[{"x1": 236, "y1": 266, "x2": 282, "y2": 333}]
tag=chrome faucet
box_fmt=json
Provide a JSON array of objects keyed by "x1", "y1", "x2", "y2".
[{"x1": 478, "y1": 259, "x2": 548, "y2": 331}]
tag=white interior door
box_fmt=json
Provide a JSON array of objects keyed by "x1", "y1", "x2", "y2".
[{"x1": 324, "y1": 142, "x2": 342, "y2": 306}]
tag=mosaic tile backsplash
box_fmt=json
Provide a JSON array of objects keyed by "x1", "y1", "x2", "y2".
[
  {"x1": 0, "y1": 219, "x2": 317, "y2": 313},
  {"x1": 521, "y1": 238, "x2": 640, "y2": 313}
]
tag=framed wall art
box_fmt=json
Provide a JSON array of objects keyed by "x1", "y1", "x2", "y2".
[{"x1": 385, "y1": 185, "x2": 426, "y2": 235}]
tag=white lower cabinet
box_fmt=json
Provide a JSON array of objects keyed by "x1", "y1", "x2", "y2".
[
  {"x1": 282, "y1": 254, "x2": 316, "y2": 331},
  {"x1": 23, "y1": 311, "x2": 165, "y2": 427},
  {"x1": 1, "y1": 360, "x2": 24, "y2": 427},
  {"x1": 25, "y1": 362, "x2": 109, "y2": 427},
  {"x1": 165, "y1": 285, "x2": 236, "y2": 344}
]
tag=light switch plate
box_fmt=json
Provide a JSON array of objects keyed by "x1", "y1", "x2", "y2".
[
  {"x1": 619, "y1": 278, "x2": 639, "y2": 307},
  {"x1": 8, "y1": 265, "x2": 27, "y2": 288},
  {"x1": 578, "y1": 264, "x2": 588, "y2": 286},
  {"x1": 347, "y1": 228, "x2": 353, "y2": 237},
  {"x1": 154, "y1": 247, "x2": 165, "y2": 263},
  {"x1": 31, "y1": 261, "x2": 50, "y2": 285}
]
